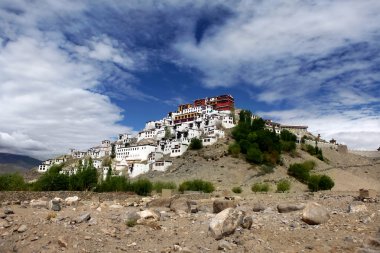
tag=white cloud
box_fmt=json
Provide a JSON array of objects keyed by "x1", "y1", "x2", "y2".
[{"x1": 0, "y1": 36, "x2": 131, "y2": 159}]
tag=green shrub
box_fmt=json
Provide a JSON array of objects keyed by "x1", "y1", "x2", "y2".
[
  {"x1": 281, "y1": 140, "x2": 296, "y2": 152},
  {"x1": 125, "y1": 219, "x2": 137, "y2": 227},
  {"x1": 318, "y1": 175, "x2": 334, "y2": 190},
  {"x1": 280, "y1": 130, "x2": 297, "y2": 142},
  {"x1": 246, "y1": 147, "x2": 263, "y2": 164},
  {"x1": 257, "y1": 165, "x2": 274, "y2": 176},
  {"x1": 288, "y1": 161, "x2": 315, "y2": 183},
  {"x1": 153, "y1": 181, "x2": 177, "y2": 193},
  {"x1": 251, "y1": 182, "x2": 270, "y2": 192},
  {"x1": 178, "y1": 179, "x2": 215, "y2": 193},
  {"x1": 276, "y1": 179, "x2": 291, "y2": 192},
  {"x1": 228, "y1": 143, "x2": 241, "y2": 157},
  {"x1": 232, "y1": 186, "x2": 242, "y2": 194},
  {"x1": 95, "y1": 176, "x2": 132, "y2": 192},
  {"x1": 307, "y1": 174, "x2": 335, "y2": 192},
  {"x1": 0, "y1": 173, "x2": 28, "y2": 191},
  {"x1": 132, "y1": 178, "x2": 153, "y2": 196},
  {"x1": 189, "y1": 138, "x2": 203, "y2": 150}
]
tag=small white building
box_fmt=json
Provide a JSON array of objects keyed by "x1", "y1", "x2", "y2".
[
  {"x1": 170, "y1": 142, "x2": 188, "y2": 157},
  {"x1": 202, "y1": 136, "x2": 218, "y2": 146},
  {"x1": 129, "y1": 162, "x2": 150, "y2": 178},
  {"x1": 152, "y1": 160, "x2": 173, "y2": 172},
  {"x1": 148, "y1": 152, "x2": 164, "y2": 164},
  {"x1": 116, "y1": 144, "x2": 157, "y2": 161},
  {"x1": 137, "y1": 130, "x2": 157, "y2": 142}
]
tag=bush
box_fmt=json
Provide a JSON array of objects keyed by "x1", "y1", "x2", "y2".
[
  {"x1": 0, "y1": 173, "x2": 28, "y2": 191},
  {"x1": 246, "y1": 147, "x2": 263, "y2": 164},
  {"x1": 257, "y1": 165, "x2": 274, "y2": 176},
  {"x1": 276, "y1": 179, "x2": 291, "y2": 192},
  {"x1": 232, "y1": 186, "x2": 242, "y2": 194},
  {"x1": 228, "y1": 143, "x2": 241, "y2": 157},
  {"x1": 178, "y1": 179, "x2": 215, "y2": 193},
  {"x1": 251, "y1": 182, "x2": 270, "y2": 192},
  {"x1": 318, "y1": 175, "x2": 334, "y2": 190},
  {"x1": 132, "y1": 178, "x2": 153, "y2": 196},
  {"x1": 189, "y1": 138, "x2": 203, "y2": 150},
  {"x1": 287, "y1": 161, "x2": 315, "y2": 183},
  {"x1": 281, "y1": 140, "x2": 296, "y2": 152},
  {"x1": 153, "y1": 181, "x2": 177, "y2": 193},
  {"x1": 96, "y1": 176, "x2": 132, "y2": 192},
  {"x1": 307, "y1": 174, "x2": 334, "y2": 192},
  {"x1": 280, "y1": 130, "x2": 297, "y2": 142}
]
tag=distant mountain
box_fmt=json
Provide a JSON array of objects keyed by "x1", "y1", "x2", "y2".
[{"x1": 0, "y1": 153, "x2": 41, "y2": 174}]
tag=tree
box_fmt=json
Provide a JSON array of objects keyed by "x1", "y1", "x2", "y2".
[
  {"x1": 164, "y1": 126, "x2": 171, "y2": 139},
  {"x1": 111, "y1": 144, "x2": 116, "y2": 159},
  {"x1": 228, "y1": 143, "x2": 241, "y2": 157},
  {"x1": 280, "y1": 130, "x2": 297, "y2": 142},
  {"x1": 189, "y1": 138, "x2": 203, "y2": 150},
  {"x1": 246, "y1": 147, "x2": 263, "y2": 164}
]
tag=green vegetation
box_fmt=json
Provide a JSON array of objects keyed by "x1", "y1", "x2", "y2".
[
  {"x1": 110, "y1": 144, "x2": 116, "y2": 159},
  {"x1": 125, "y1": 219, "x2": 137, "y2": 227},
  {"x1": 251, "y1": 182, "x2": 270, "y2": 192},
  {"x1": 287, "y1": 161, "x2": 315, "y2": 183},
  {"x1": 132, "y1": 178, "x2": 153, "y2": 196},
  {"x1": 257, "y1": 164, "x2": 275, "y2": 176},
  {"x1": 308, "y1": 174, "x2": 335, "y2": 192},
  {"x1": 231, "y1": 110, "x2": 297, "y2": 165},
  {"x1": 288, "y1": 161, "x2": 334, "y2": 192},
  {"x1": 178, "y1": 179, "x2": 215, "y2": 193},
  {"x1": 231, "y1": 186, "x2": 242, "y2": 194},
  {"x1": 96, "y1": 176, "x2": 132, "y2": 192},
  {"x1": 0, "y1": 173, "x2": 28, "y2": 191},
  {"x1": 228, "y1": 143, "x2": 241, "y2": 158},
  {"x1": 276, "y1": 179, "x2": 291, "y2": 192},
  {"x1": 302, "y1": 144, "x2": 324, "y2": 161},
  {"x1": 189, "y1": 137, "x2": 203, "y2": 150},
  {"x1": 152, "y1": 181, "x2": 177, "y2": 193}
]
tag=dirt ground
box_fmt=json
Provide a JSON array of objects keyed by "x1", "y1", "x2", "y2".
[{"x1": 0, "y1": 191, "x2": 379, "y2": 253}]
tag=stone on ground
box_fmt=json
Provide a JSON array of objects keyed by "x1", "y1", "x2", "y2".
[
  {"x1": 209, "y1": 208, "x2": 245, "y2": 240},
  {"x1": 302, "y1": 202, "x2": 330, "y2": 225},
  {"x1": 213, "y1": 199, "x2": 237, "y2": 213},
  {"x1": 277, "y1": 203, "x2": 305, "y2": 213}
]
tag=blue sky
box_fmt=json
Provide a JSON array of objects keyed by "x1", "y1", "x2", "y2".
[{"x1": 0, "y1": 0, "x2": 379, "y2": 159}]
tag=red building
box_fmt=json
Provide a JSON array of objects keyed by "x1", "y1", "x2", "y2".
[{"x1": 194, "y1": 94, "x2": 234, "y2": 111}]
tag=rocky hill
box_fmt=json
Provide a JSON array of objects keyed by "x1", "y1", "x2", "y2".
[{"x1": 0, "y1": 153, "x2": 41, "y2": 174}]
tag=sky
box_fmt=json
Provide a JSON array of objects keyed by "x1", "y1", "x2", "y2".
[{"x1": 0, "y1": 0, "x2": 379, "y2": 160}]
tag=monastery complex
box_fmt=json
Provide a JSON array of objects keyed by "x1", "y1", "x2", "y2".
[{"x1": 38, "y1": 95, "x2": 310, "y2": 178}]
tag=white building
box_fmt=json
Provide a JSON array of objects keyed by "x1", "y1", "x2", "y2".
[
  {"x1": 202, "y1": 136, "x2": 218, "y2": 146},
  {"x1": 116, "y1": 144, "x2": 157, "y2": 162},
  {"x1": 170, "y1": 142, "x2": 189, "y2": 157},
  {"x1": 129, "y1": 162, "x2": 150, "y2": 178},
  {"x1": 152, "y1": 160, "x2": 173, "y2": 172}
]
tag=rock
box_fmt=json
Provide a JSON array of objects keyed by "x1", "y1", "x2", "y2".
[
  {"x1": 252, "y1": 203, "x2": 266, "y2": 212},
  {"x1": 58, "y1": 236, "x2": 68, "y2": 248},
  {"x1": 136, "y1": 209, "x2": 160, "y2": 224},
  {"x1": 241, "y1": 216, "x2": 253, "y2": 229},
  {"x1": 218, "y1": 240, "x2": 233, "y2": 250},
  {"x1": 146, "y1": 198, "x2": 172, "y2": 208},
  {"x1": 17, "y1": 224, "x2": 27, "y2": 233},
  {"x1": 74, "y1": 213, "x2": 91, "y2": 223},
  {"x1": 349, "y1": 202, "x2": 368, "y2": 213},
  {"x1": 65, "y1": 196, "x2": 79, "y2": 206},
  {"x1": 0, "y1": 213, "x2": 6, "y2": 219},
  {"x1": 4, "y1": 208, "x2": 14, "y2": 214},
  {"x1": 48, "y1": 200, "x2": 61, "y2": 211},
  {"x1": 181, "y1": 247, "x2": 193, "y2": 253},
  {"x1": 355, "y1": 248, "x2": 380, "y2": 253},
  {"x1": 363, "y1": 237, "x2": 380, "y2": 249},
  {"x1": 209, "y1": 208, "x2": 245, "y2": 240},
  {"x1": 277, "y1": 203, "x2": 306, "y2": 213},
  {"x1": 0, "y1": 219, "x2": 10, "y2": 228},
  {"x1": 125, "y1": 210, "x2": 141, "y2": 223},
  {"x1": 189, "y1": 204, "x2": 198, "y2": 213},
  {"x1": 302, "y1": 202, "x2": 330, "y2": 225},
  {"x1": 213, "y1": 199, "x2": 237, "y2": 213},
  {"x1": 109, "y1": 204, "x2": 123, "y2": 209},
  {"x1": 30, "y1": 199, "x2": 48, "y2": 209},
  {"x1": 170, "y1": 198, "x2": 190, "y2": 213}
]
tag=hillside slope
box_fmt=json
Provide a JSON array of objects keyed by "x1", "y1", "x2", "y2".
[
  {"x1": 145, "y1": 140, "x2": 380, "y2": 193},
  {"x1": 0, "y1": 153, "x2": 41, "y2": 174}
]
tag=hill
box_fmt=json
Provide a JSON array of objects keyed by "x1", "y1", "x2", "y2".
[{"x1": 0, "y1": 152, "x2": 41, "y2": 174}]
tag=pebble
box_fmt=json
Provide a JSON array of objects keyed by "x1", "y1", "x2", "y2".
[{"x1": 17, "y1": 224, "x2": 28, "y2": 233}]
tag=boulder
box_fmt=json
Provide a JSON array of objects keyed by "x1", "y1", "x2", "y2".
[
  {"x1": 146, "y1": 198, "x2": 171, "y2": 208},
  {"x1": 302, "y1": 202, "x2": 330, "y2": 225},
  {"x1": 209, "y1": 208, "x2": 245, "y2": 240},
  {"x1": 30, "y1": 199, "x2": 48, "y2": 209},
  {"x1": 65, "y1": 196, "x2": 80, "y2": 206},
  {"x1": 349, "y1": 202, "x2": 368, "y2": 213},
  {"x1": 74, "y1": 213, "x2": 91, "y2": 223},
  {"x1": 241, "y1": 216, "x2": 253, "y2": 229},
  {"x1": 4, "y1": 208, "x2": 14, "y2": 215},
  {"x1": 277, "y1": 203, "x2": 306, "y2": 213},
  {"x1": 48, "y1": 200, "x2": 61, "y2": 211},
  {"x1": 218, "y1": 240, "x2": 234, "y2": 250},
  {"x1": 17, "y1": 224, "x2": 27, "y2": 233},
  {"x1": 0, "y1": 219, "x2": 10, "y2": 228},
  {"x1": 170, "y1": 198, "x2": 190, "y2": 213},
  {"x1": 252, "y1": 203, "x2": 266, "y2": 212},
  {"x1": 213, "y1": 199, "x2": 237, "y2": 213},
  {"x1": 136, "y1": 209, "x2": 160, "y2": 224}
]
